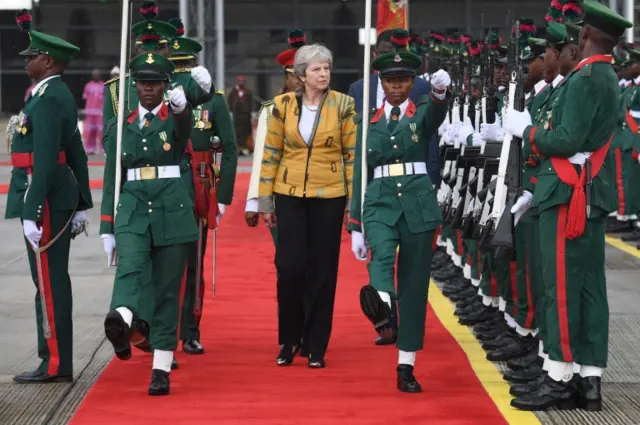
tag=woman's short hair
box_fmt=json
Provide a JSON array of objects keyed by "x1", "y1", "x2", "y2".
[{"x1": 294, "y1": 44, "x2": 333, "y2": 77}]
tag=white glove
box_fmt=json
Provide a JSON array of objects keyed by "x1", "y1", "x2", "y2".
[
  {"x1": 351, "y1": 231, "x2": 368, "y2": 262},
  {"x1": 101, "y1": 234, "x2": 116, "y2": 266},
  {"x1": 504, "y1": 108, "x2": 532, "y2": 139},
  {"x1": 457, "y1": 117, "x2": 475, "y2": 145},
  {"x1": 191, "y1": 66, "x2": 212, "y2": 94},
  {"x1": 444, "y1": 121, "x2": 461, "y2": 145},
  {"x1": 217, "y1": 203, "x2": 226, "y2": 224},
  {"x1": 438, "y1": 120, "x2": 448, "y2": 136},
  {"x1": 470, "y1": 133, "x2": 485, "y2": 147},
  {"x1": 23, "y1": 220, "x2": 42, "y2": 248},
  {"x1": 167, "y1": 89, "x2": 187, "y2": 114},
  {"x1": 71, "y1": 210, "x2": 89, "y2": 237},
  {"x1": 510, "y1": 191, "x2": 533, "y2": 226},
  {"x1": 431, "y1": 69, "x2": 452, "y2": 91},
  {"x1": 480, "y1": 114, "x2": 502, "y2": 141}
]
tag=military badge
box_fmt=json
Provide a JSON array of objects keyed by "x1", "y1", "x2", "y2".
[
  {"x1": 146, "y1": 53, "x2": 155, "y2": 64},
  {"x1": 160, "y1": 131, "x2": 170, "y2": 150},
  {"x1": 409, "y1": 123, "x2": 418, "y2": 142},
  {"x1": 394, "y1": 54, "x2": 402, "y2": 63},
  {"x1": 173, "y1": 40, "x2": 180, "y2": 50}
]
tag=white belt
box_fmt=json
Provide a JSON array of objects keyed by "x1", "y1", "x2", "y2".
[
  {"x1": 127, "y1": 165, "x2": 181, "y2": 181},
  {"x1": 373, "y1": 162, "x2": 427, "y2": 178},
  {"x1": 568, "y1": 152, "x2": 591, "y2": 166}
]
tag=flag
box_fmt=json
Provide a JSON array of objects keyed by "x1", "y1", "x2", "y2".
[{"x1": 376, "y1": 0, "x2": 408, "y2": 36}]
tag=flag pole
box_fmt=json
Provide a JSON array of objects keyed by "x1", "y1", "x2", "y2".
[
  {"x1": 114, "y1": 0, "x2": 131, "y2": 216},
  {"x1": 361, "y1": 0, "x2": 373, "y2": 231}
]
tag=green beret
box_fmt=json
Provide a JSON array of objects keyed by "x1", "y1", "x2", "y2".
[
  {"x1": 19, "y1": 30, "x2": 80, "y2": 62},
  {"x1": 545, "y1": 21, "x2": 568, "y2": 49},
  {"x1": 169, "y1": 37, "x2": 203, "y2": 61},
  {"x1": 582, "y1": 0, "x2": 632, "y2": 39},
  {"x1": 372, "y1": 29, "x2": 422, "y2": 77},
  {"x1": 129, "y1": 52, "x2": 175, "y2": 81}
]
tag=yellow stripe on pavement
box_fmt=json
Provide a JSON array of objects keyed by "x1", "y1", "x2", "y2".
[
  {"x1": 429, "y1": 284, "x2": 542, "y2": 425},
  {"x1": 605, "y1": 235, "x2": 640, "y2": 259}
]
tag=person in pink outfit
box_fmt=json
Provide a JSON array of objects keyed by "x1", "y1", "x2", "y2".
[{"x1": 82, "y1": 69, "x2": 105, "y2": 154}]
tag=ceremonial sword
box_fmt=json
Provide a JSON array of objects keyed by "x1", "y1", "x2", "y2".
[
  {"x1": 34, "y1": 244, "x2": 51, "y2": 339},
  {"x1": 211, "y1": 137, "x2": 222, "y2": 299},
  {"x1": 194, "y1": 163, "x2": 207, "y2": 315}
]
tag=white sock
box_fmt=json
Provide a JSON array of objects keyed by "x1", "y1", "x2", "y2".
[
  {"x1": 547, "y1": 360, "x2": 573, "y2": 382},
  {"x1": 542, "y1": 356, "x2": 550, "y2": 371},
  {"x1": 152, "y1": 350, "x2": 174, "y2": 372},
  {"x1": 446, "y1": 240, "x2": 454, "y2": 256},
  {"x1": 482, "y1": 295, "x2": 494, "y2": 307},
  {"x1": 504, "y1": 313, "x2": 517, "y2": 329},
  {"x1": 515, "y1": 324, "x2": 534, "y2": 337},
  {"x1": 580, "y1": 365, "x2": 603, "y2": 378},
  {"x1": 398, "y1": 350, "x2": 416, "y2": 366},
  {"x1": 498, "y1": 297, "x2": 506, "y2": 312},
  {"x1": 452, "y1": 253, "x2": 462, "y2": 267},
  {"x1": 115, "y1": 306, "x2": 133, "y2": 327},
  {"x1": 471, "y1": 278, "x2": 481, "y2": 287},
  {"x1": 377, "y1": 291, "x2": 392, "y2": 308},
  {"x1": 463, "y1": 264, "x2": 471, "y2": 279},
  {"x1": 573, "y1": 362, "x2": 581, "y2": 374}
]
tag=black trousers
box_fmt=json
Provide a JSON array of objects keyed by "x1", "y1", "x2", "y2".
[{"x1": 274, "y1": 194, "x2": 346, "y2": 358}]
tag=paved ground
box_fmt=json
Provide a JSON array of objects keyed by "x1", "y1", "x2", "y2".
[{"x1": 0, "y1": 162, "x2": 638, "y2": 424}]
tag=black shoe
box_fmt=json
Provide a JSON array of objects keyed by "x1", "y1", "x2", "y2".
[
  {"x1": 486, "y1": 336, "x2": 538, "y2": 362},
  {"x1": 455, "y1": 299, "x2": 483, "y2": 317},
  {"x1": 449, "y1": 285, "x2": 477, "y2": 302},
  {"x1": 360, "y1": 285, "x2": 396, "y2": 340},
  {"x1": 171, "y1": 358, "x2": 179, "y2": 370},
  {"x1": 507, "y1": 350, "x2": 543, "y2": 370},
  {"x1": 456, "y1": 294, "x2": 482, "y2": 310},
  {"x1": 606, "y1": 220, "x2": 633, "y2": 233},
  {"x1": 481, "y1": 328, "x2": 519, "y2": 351},
  {"x1": 374, "y1": 335, "x2": 397, "y2": 345},
  {"x1": 432, "y1": 265, "x2": 462, "y2": 282},
  {"x1": 621, "y1": 229, "x2": 640, "y2": 242},
  {"x1": 442, "y1": 282, "x2": 469, "y2": 297},
  {"x1": 473, "y1": 315, "x2": 504, "y2": 333},
  {"x1": 12, "y1": 369, "x2": 73, "y2": 384},
  {"x1": 575, "y1": 376, "x2": 602, "y2": 411},
  {"x1": 182, "y1": 339, "x2": 204, "y2": 355},
  {"x1": 397, "y1": 364, "x2": 422, "y2": 393},
  {"x1": 308, "y1": 356, "x2": 326, "y2": 368},
  {"x1": 104, "y1": 310, "x2": 132, "y2": 360},
  {"x1": 148, "y1": 369, "x2": 170, "y2": 396},
  {"x1": 503, "y1": 362, "x2": 543, "y2": 383},
  {"x1": 131, "y1": 317, "x2": 151, "y2": 353},
  {"x1": 510, "y1": 372, "x2": 546, "y2": 397},
  {"x1": 510, "y1": 375, "x2": 577, "y2": 411},
  {"x1": 458, "y1": 307, "x2": 498, "y2": 326},
  {"x1": 276, "y1": 344, "x2": 300, "y2": 366}
]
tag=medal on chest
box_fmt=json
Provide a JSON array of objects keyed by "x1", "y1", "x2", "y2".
[
  {"x1": 160, "y1": 131, "x2": 170, "y2": 151},
  {"x1": 16, "y1": 112, "x2": 28, "y2": 135},
  {"x1": 409, "y1": 122, "x2": 418, "y2": 143}
]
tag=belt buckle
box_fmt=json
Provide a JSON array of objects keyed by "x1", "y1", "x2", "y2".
[
  {"x1": 140, "y1": 166, "x2": 157, "y2": 180},
  {"x1": 388, "y1": 163, "x2": 404, "y2": 177}
]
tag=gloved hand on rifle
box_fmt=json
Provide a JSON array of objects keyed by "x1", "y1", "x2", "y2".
[
  {"x1": 510, "y1": 190, "x2": 533, "y2": 226},
  {"x1": 443, "y1": 121, "x2": 462, "y2": 145},
  {"x1": 457, "y1": 117, "x2": 480, "y2": 146},
  {"x1": 431, "y1": 69, "x2": 452, "y2": 98},
  {"x1": 480, "y1": 113, "x2": 504, "y2": 141},
  {"x1": 438, "y1": 119, "x2": 448, "y2": 137},
  {"x1": 504, "y1": 107, "x2": 532, "y2": 139},
  {"x1": 191, "y1": 66, "x2": 212, "y2": 94},
  {"x1": 167, "y1": 89, "x2": 187, "y2": 114},
  {"x1": 351, "y1": 231, "x2": 368, "y2": 262}
]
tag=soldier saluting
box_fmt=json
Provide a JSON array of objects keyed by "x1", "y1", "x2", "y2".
[
  {"x1": 504, "y1": 0, "x2": 631, "y2": 411},
  {"x1": 100, "y1": 53, "x2": 197, "y2": 396},
  {"x1": 6, "y1": 10, "x2": 93, "y2": 383}
]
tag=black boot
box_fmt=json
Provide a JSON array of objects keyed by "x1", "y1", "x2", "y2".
[
  {"x1": 481, "y1": 328, "x2": 519, "y2": 351},
  {"x1": 503, "y1": 362, "x2": 543, "y2": 383},
  {"x1": 507, "y1": 350, "x2": 543, "y2": 370},
  {"x1": 510, "y1": 372, "x2": 546, "y2": 397},
  {"x1": 148, "y1": 369, "x2": 170, "y2": 396},
  {"x1": 104, "y1": 310, "x2": 132, "y2": 361},
  {"x1": 475, "y1": 328, "x2": 503, "y2": 342},
  {"x1": 432, "y1": 264, "x2": 462, "y2": 281},
  {"x1": 449, "y1": 285, "x2": 478, "y2": 302},
  {"x1": 486, "y1": 335, "x2": 538, "y2": 361},
  {"x1": 397, "y1": 364, "x2": 422, "y2": 393},
  {"x1": 455, "y1": 298, "x2": 483, "y2": 317},
  {"x1": 621, "y1": 228, "x2": 640, "y2": 241},
  {"x1": 510, "y1": 375, "x2": 577, "y2": 411},
  {"x1": 473, "y1": 315, "x2": 504, "y2": 333},
  {"x1": 458, "y1": 306, "x2": 499, "y2": 326},
  {"x1": 606, "y1": 219, "x2": 633, "y2": 233},
  {"x1": 456, "y1": 294, "x2": 482, "y2": 310},
  {"x1": 575, "y1": 376, "x2": 602, "y2": 411},
  {"x1": 182, "y1": 339, "x2": 204, "y2": 354}
]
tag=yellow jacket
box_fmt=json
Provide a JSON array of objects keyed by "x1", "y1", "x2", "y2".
[{"x1": 258, "y1": 90, "x2": 357, "y2": 212}]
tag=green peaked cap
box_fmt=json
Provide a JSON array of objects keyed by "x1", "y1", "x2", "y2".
[
  {"x1": 545, "y1": 21, "x2": 568, "y2": 49},
  {"x1": 170, "y1": 36, "x2": 203, "y2": 61},
  {"x1": 372, "y1": 29, "x2": 422, "y2": 77},
  {"x1": 20, "y1": 30, "x2": 80, "y2": 62},
  {"x1": 582, "y1": 0, "x2": 632, "y2": 39},
  {"x1": 129, "y1": 52, "x2": 175, "y2": 81}
]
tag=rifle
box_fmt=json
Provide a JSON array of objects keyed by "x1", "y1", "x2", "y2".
[{"x1": 490, "y1": 21, "x2": 524, "y2": 255}]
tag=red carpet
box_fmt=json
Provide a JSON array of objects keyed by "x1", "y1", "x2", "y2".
[
  {"x1": 0, "y1": 180, "x2": 102, "y2": 195},
  {"x1": 69, "y1": 174, "x2": 508, "y2": 425}
]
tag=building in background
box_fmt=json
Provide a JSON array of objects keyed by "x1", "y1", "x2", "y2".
[{"x1": 0, "y1": 0, "x2": 636, "y2": 114}]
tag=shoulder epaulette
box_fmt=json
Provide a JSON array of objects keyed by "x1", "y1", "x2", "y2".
[
  {"x1": 417, "y1": 94, "x2": 430, "y2": 105},
  {"x1": 173, "y1": 67, "x2": 193, "y2": 74},
  {"x1": 579, "y1": 65, "x2": 593, "y2": 78},
  {"x1": 215, "y1": 89, "x2": 225, "y2": 96},
  {"x1": 104, "y1": 73, "x2": 129, "y2": 86}
]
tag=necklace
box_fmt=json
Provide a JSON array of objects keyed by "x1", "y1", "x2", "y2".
[{"x1": 304, "y1": 104, "x2": 318, "y2": 112}]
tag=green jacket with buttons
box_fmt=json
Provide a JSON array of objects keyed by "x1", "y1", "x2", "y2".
[
  {"x1": 6, "y1": 76, "x2": 93, "y2": 221},
  {"x1": 522, "y1": 60, "x2": 618, "y2": 215},
  {"x1": 348, "y1": 94, "x2": 448, "y2": 235},
  {"x1": 99, "y1": 103, "x2": 199, "y2": 246},
  {"x1": 521, "y1": 83, "x2": 553, "y2": 194}
]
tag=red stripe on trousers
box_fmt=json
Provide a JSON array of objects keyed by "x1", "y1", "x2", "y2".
[
  {"x1": 490, "y1": 274, "x2": 497, "y2": 297},
  {"x1": 614, "y1": 148, "x2": 626, "y2": 215},
  {"x1": 456, "y1": 230, "x2": 463, "y2": 256},
  {"x1": 556, "y1": 205, "x2": 573, "y2": 362},
  {"x1": 510, "y1": 261, "x2": 518, "y2": 318},
  {"x1": 41, "y1": 202, "x2": 60, "y2": 375},
  {"x1": 177, "y1": 265, "x2": 188, "y2": 341},
  {"x1": 524, "y1": 258, "x2": 535, "y2": 329}
]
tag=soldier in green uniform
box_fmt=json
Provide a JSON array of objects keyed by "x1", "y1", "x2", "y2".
[
  {"x1": 504, "y1": 0, "x2": 631, "y2": 410},
  {"x1": 168, "y1": 30, "x2": 238, "y2": 354},
  {"x1": 348, "y1": 30, "x2": 451, "y2": 393},
  {"x1": 7, "y1": 11, "x2": 93, "y2": 384},
  {"x1": 100, "y1": 52, "x2": 197, "y2": 396}
]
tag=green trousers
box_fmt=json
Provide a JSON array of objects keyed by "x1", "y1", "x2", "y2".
[
  {"x1": 494, "y1": 256, "x2": 515, "y2": 315},
  {"x1": 111, "y1": 231, "x2": 188, "y2": 351},
  {"x1": 465, "y1": 239, "x2": 481, "y2": 281},
  {"x1": 539, "y1": 206, "x2": 609, "y2": 367},
  {"x1": 514, "y1": 213, "x2": 537, "y2": 330},
  {"x1": 365, "y1": 215, "x2": 434, "y2": 352},
  {"x1": 180, "y1": 218, "x2": 208, "y2": 342},
  {"x1": 479, "y1": 251, "x2": 497, "y2": 299},
  {"x1": 25, "y1": 207, "x2": 74, "y2": 377}
]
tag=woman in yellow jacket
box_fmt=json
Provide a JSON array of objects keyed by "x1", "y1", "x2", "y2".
[{"x1": 259, "y1": 43, "x2": 357, "y2": 368}]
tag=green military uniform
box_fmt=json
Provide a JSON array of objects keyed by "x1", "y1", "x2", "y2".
[
  {"x1": 628, "y1": 94, "x2": 640, "y2": 224},
  {"x1": 349, "y1": 32, "x2": 447, "y2": 374},
  {"x1": 6, "y1": 23, "x2": 92, "y2": 381},
  {"x1": 168, "y1": 35, "x2": 238, "y2": 346},
  {"x1": 100, "y1": 53, "x2": 198, "y2": 355}
]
